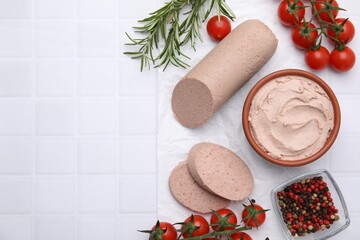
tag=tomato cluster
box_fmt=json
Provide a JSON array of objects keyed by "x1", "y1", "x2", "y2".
[
  {"x1": 277, "y1": 0, "x2": 356, "y2": 72},
  {"x1": 142, "y1": 200, "x2": 268, "y2": 240}
]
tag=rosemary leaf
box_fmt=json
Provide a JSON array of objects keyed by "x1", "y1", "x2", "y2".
[{"x1": 124, "y1": 0, "x2": 235, "y2": 71}]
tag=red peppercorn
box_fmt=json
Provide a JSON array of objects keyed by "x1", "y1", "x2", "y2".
[{"x1": 277, "y1": 176, "x2": 340, "y2": 237}]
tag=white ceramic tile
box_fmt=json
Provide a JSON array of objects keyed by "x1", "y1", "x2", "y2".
[
  {"x1": 0, "y1": 178, "x2": 31, "y2": 213},
  {"x1": 35, "y1": 0, "x2": 75, "y2": 18},
  {"x1": 35, "y1": 100, "x2": 75, "y2": 136},
  {"x1": 78, "y1": 22, "x2": 116, "y2": 57},
  {"x1": 341, "y1": 1, "x2": 360, "y2": 15},
  {"x1": 0, "y1": 0, "x2": 32, "y2": 18},
  {"x1": 35, "y1": 22, "x2": 76, "y2": 57},
  {"x1": 118, "y1": 0, "x2": 157, "y2": 19},
  {"x1": 119, "y1": 176, "x2": 156, "y2": 213},
  {"x1": 78, "y1": 60, "x2": 117, "y2": 96},
  {"x1": 336, "y1": 96, "x2": 360, "y2": 135},
  {"x1": 78, "y1": 0, "x2": 115, "y2": 19},
  {"x1": 0, "y1": 99, "x2": 33, "y2": 135},
  {"x1": 0, "y1": 61, "x2": 32, "y2": 97},
  {"x1": 78, "y1": 218, "x2": 116, "y2": 240},
  {"x1": 0, "y1": 218, "x2": 32, "y2": 240},
  {"x1": 0, "y1": 22, "x2": 32, "y2": 57},
  {"x1": 339, "y1": 17, "x2": 359, "y2": 52},
  {"x1": 35, "y1": 217, "x2": 75, "y2": 240},
  {"x1": 36, "y1": 61, "x2": 76, "y2": 96},
  {"x1": 330, "y1": 137, "x2": 360, "y2": 172},
  {"x1": 77, "y1": 99, "x2": 117, "y2": 135},
  {"x1": 78, "y1": 138, "x2": 117, "y2": 174},
  {"x1": 119, "y1": 59, "x2": 157, "y2": 96},
  {"x1": 334, "y1": 176, "x2": 360, "y2": 213},
  {"x1": 119, "y1": 97, "x2": 157, "y2": 134},
  {"x1": 78, "y1": 178, "x2": 117, "y2": 213},
  {"x1": 35, "y1": 138, "x2": 76, "y2": 174},
  {"x1": 0, "y1": 137, "x2": 32, "y2": 174},
  {"x1": 119, "y1": 136, "x2": 156, "y2": 174},
  {"x1": 118, "y1": 214, "x2": 157, "y2": 240},
  {"x1": 35, "y1": 178, "x2": 74, "y2": 213}
]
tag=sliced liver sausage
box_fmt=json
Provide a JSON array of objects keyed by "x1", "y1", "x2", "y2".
[
  {"x1": 187, "y1": 142, "x2": 254, "y2": 201},
  {"x1": 172, "y1": 19, "x2": 278, "y2": 128},
  {"x1": 169, "y1": 161, "x2": 230, "y2": 213}
]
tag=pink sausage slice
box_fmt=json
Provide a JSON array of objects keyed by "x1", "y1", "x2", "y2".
[
  {"x1": 187, "y1": 142, "x2": 254, "y2": 201},
  {"x1": 172, "y1": 19, "x2": 278, "y2": 128},
  {"x1": 169, "y1": 161, "x2": 230, "y2": 213}
]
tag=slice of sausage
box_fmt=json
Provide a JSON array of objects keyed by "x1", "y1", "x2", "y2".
[
  {"x1": 169, "y1": 161, "x2": 230, "y2": 213},
  {"x1": 187, "y1": 142, "x2": 254, "y2": 201},
  {"x1": 172, "y1": 19, "x2": 278, "y2": 128}
]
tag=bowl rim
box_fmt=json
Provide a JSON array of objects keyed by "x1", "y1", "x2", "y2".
[{"x1": 242, "y1": 69, "x2": 341, "y2": 167}]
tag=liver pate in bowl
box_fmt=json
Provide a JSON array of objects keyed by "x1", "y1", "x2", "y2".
[{"x1": 242, "y1": 69, "x2": 341, "y2": 167}]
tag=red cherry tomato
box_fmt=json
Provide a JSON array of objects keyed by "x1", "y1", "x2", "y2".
[
  {"x1": 230, "y1": 232, "x2": 253, "y2": 240},
  {"x1": 210, "y1": 208, "x2": 237, "y2": 231},
  {"x1": 182, "y1": 215, "x2": 209, "y2": 238},
  {"x1": 278, "y1": 0, "x2": 305, "y2": 27},
  {"x1": 313, "y1": 0, "x2": 339, "y2": 23},
  {"x1": 292, "y1": 22, "x2": 319, "y2": 49},
  {"x1": 242, "y1": 203, "x2": 267, "y2": 228},
  {"x1": 305, "y1": 46, "x2": 330, "y2": 70},
  {"x1": 206, "y1": 16, "x2": 232, "y2": 42},
  {"x1": 151, "y1": 222, "x2": 177, "y2": 240},
  {"x1": 330, "y1": 46, "x2": 356, "y2": 72},
  {"x1": 328, "y1": 18, "x2": 355, "y2": 44}
]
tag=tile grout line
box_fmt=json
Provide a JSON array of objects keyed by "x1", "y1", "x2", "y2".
[
  {"x1": 115, "y1": 0, "x2": 122, "y2": 238},
  {"x1": 31, "y1": 0, "x2": 36, "y2": 238},
  {"x1": 74, "y1": 0, "x2": 79, "y2": 239}
]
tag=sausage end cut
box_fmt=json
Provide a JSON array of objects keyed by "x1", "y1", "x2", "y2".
[
  {"x1": 187, "y1": 142, "x2": 254, "y2": 201},
  {"x1": 171, "y1": 78, "x2": 213, "y2": 129},
  {"x1": 169, "y1": 161, "x2": 230, "y2": 213}
]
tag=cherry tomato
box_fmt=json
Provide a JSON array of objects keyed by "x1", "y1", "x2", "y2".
[
  {"x1": 313, "y1": 0, "x2": 339, "y2": 23},
  {"x1": 327, "y1": 18, "x2": 355, "y2": 44},
  {"x1": 305, "y1": 46, "x2": 330, "y2": 70},
  {"x1": 278, "y1": 0, "x2": 305, "y2": 27},
  {"x1": 210, "y1": 208, "x2": 237, "y2": 231},
  {"x1": 242, "y1": 203, "x2": 267, "y2": 228},
  {"x1": 151, "y1": 222, "x2": 177, "y2": 240},
  {"x1": 230, "y1": 232, "x2": 253, "y2": 240},
  {"x1": 292, "y1": 22, "x2": 319, "y2": 49},
  {"x1": 182, "y1": 215, "x2": 209, "y2": 238},
  {"x1": 330, "y1": 46, "x2": 356, "y2": 72},
  {"x1": 207, "y1": 16, "x2": 232, "y2": 42}
]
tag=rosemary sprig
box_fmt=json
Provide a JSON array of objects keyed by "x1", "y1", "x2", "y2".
[{"x1": 124, "y1": 0, "x2": 235, "y2": 71}]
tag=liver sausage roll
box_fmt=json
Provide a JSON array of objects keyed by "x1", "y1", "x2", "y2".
[
  {"x1": 169, "y1": 161, "x2": 230, "y2": 213},
  {"x1": 172, "y1": 19, "x2": 278, "y2": 128},
  {"x1": 187, "y1": 142, "x2": 254, "y2": 201}
]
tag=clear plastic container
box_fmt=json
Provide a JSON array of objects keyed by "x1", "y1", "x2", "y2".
[{"x1": 271, "y1": 169, "x2": 350, "y2": 240}]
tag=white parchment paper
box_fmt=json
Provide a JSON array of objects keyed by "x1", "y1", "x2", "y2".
[{"x1": 157, "y1": 1, "x2": 331, "y2": 239}]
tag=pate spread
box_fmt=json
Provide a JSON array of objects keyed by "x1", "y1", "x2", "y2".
[{"x1": 249, "y1": 75, "x2": 334, "y2": 160}]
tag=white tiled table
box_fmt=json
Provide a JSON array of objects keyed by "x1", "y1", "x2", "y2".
[{"x1": 0, "y1": 0, "x2": 359, "y2": 239}]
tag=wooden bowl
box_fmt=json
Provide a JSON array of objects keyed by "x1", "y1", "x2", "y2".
[{"x1": 242, "y1": 69, "x2": 341, "y2": 167}]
